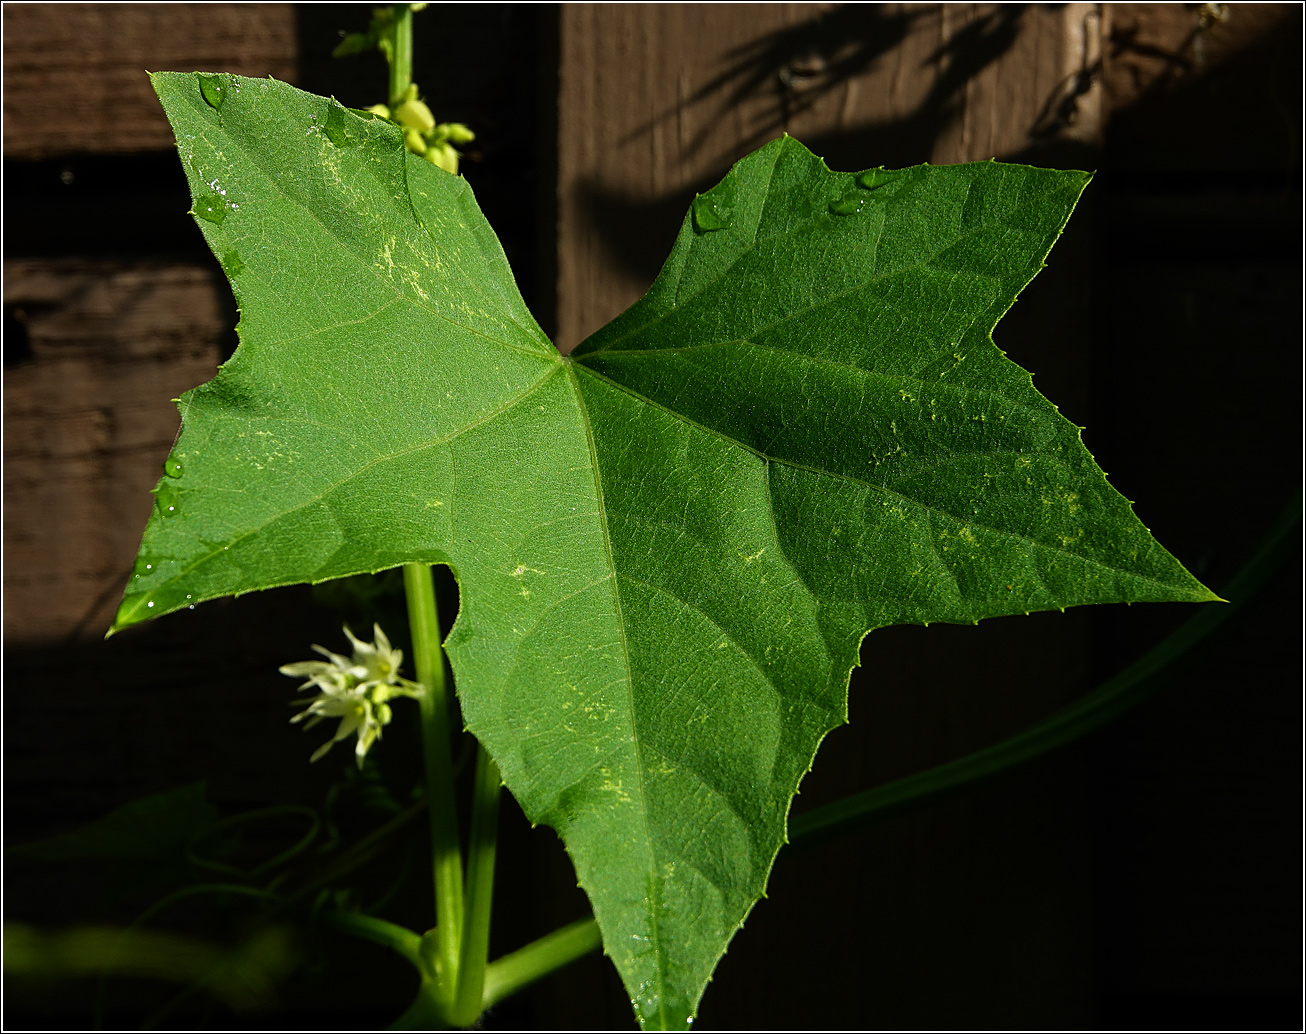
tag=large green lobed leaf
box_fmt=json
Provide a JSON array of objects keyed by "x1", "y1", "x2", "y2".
[{"x1": 119, "y1": 74, "x2": 1216, "y2": 1029}]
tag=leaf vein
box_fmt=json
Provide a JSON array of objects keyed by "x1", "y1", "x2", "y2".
[
  {"x1": 162, "y1": 365, "x2": 563, "y2": 596},
  {"x1": 563, "y1": 363, "x2": 670, "y2": 1011},
  {"x1": 576, "y1": 366, "x2": 1178, "y2": 589}
]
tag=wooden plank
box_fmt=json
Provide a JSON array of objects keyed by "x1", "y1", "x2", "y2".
[
  {"x1": 1103, "y1": 3, "x2": 1296, "y2": 111},
  {"x1": 554, "y1": 2, "x2": 1107, "y2": 352},
  {"x1": 2, "y1": 3, "x2": 297, "y2": 160},
  {"x1": 3, "y1": 260, "x2": 225, "y2": 642},
  {"x1": 930, "y1": 3, "x2": 1105, "y2": 161}
]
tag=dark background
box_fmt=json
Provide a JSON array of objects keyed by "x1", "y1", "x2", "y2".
[{"x1": 4, "y1": 4, "x2": 1301, "y2": 1030}]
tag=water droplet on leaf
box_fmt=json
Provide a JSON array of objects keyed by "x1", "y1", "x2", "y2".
[
  {"x1": 194, "y1": 192, "x2": 227, "y2": 225},
  {"x1": 856, "y1": 168, "x2": 900, "y2": 191},
  {"x1": 220, "y1": 250, "x2": 245, "y2": 277},
  {"x1": 154, "y1": 483, "x2": 181, "y2": 517},
  {"x1": 324, "y1": 103, "x2": 351, "y2": 147},
  {"x1": 197, "y1": 73, "x2": 225, "y2": 110},
  {"x1": 829, "y1": 195, "x2": 867, "y2": 216},
  {"x1": 163, "y1": 455, "x2": 184, "y2": 478},
  {"x1": 132, "y1": 554, "x2": 157, "y2": 577},
  {"x1": 691, "y1": 173, "x2": 737, "y2": 234},
  {"x1": 691, "y1": 194, "x2": 731, "y2": 234},
  {"x1": 115, "y1": 592, "x2": 150, "y2": 624}
]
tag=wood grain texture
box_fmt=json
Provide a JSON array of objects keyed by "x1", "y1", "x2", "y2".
[
  {"x1": 2, "y1": 3, "x2": 297, "y2": 160},
  {"x1": 554, "y1": 3, "x2": 1108, "y2": 352},
  {"x1": 1102, "y1": 3, "x2": 1296, "y2": 111},
  {"x1": 4, "y1": 260, "x2": 225, "y2": 642}
]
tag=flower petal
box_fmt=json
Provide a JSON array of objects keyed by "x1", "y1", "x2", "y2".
[{"x1": 279, "y1": 660, "x2": 333, "y2": 677}]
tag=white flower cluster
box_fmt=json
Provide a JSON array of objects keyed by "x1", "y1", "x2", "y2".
[{"x1": 281, "y1": 624, "x2": 423, "y2": 766}]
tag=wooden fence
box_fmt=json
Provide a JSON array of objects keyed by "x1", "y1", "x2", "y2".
[{"x1": 4, "y1": 5, "x2": 1299, "y2": 1029}]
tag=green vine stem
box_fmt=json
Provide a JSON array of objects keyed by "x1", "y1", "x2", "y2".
[
  {"x1": 451, "y1": 746, "x2": 502, "y2": 1026},
  {"x1": 295, "y1": 799, "x2": 426, "y2": 902},
  {"x1": 320, "y1": 911, "x2": 428, "y2": 976},
  {"x1": 402, "y1": 562, "x2": 464, "y2": 1008},
  {"x1": 481, "y1": 918, "x2": 603, "y2": 1011},
  {"x1": 391, "y1": 977, "x2": 447, "y2": 1031},
  {"x1": 388, "y1": 4, "x2": 414, "y2": 105},
  {"x1": 184, "y1": 804, "x2": 320, "y2": 878}
]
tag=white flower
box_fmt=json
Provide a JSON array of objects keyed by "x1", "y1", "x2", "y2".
[{"x1": 281, "y1": 623, "x2": 423, "y2": 766}]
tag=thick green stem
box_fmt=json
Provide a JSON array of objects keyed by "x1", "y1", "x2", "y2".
[
  {"x1": 482, "y1": 918, "x2": 603, "y2": 1010},
  {"x1": 391, "y1": 981, "x2": 446, "y2": 1031},
  {"x1": 321, "y1": 911, "x2": 429, "y2": 976},
  {"x1": 450, "y1": 747, "x2": 502, "y2": 1026},
  {"x1": 402, "y1": 562, "x2": 464, "y2": 1007},
  {"x1": 388, "y1": 4, "x2": 414, "y2": 104}
]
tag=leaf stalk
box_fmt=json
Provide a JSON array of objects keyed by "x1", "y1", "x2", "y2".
[
  {"x1": 481, "y1": 917, "x2": 603, "y2": 1011},
  {"x1": 402, "y1": 562, "x2": 464, "y2": 1013},
  {"x1": 321, "y1": 911, "x2": 429, "y2": 976},
  {"x1": 450, "y1": 746, "x2": 502, "y2": 1026}
]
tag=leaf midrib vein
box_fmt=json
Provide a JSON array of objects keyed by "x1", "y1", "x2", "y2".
[
  {"x1": 563, "y1": 363, "x2": 668, "y2": 1013},
  {"x1": 158, "y1": 363, "x2": 564, "y2": 598},
  {"x1": 581, "y1": 157, "x2": 1013, "y2": 360},
  {"x1": 572, "y1": 365, "x2": 1182, "y2": 589},
  {"x1": 585, "y1": 250, "x2": 998, "y2": 365},
  {"x1": 579, "y1": 336, "x2": 1042, "y2": 421}
]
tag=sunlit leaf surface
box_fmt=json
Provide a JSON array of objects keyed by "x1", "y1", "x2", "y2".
[{"x1": 119, "y1": 74, "x2": 1216, "y2": 1030}]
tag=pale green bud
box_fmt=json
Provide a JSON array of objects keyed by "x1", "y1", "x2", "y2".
[
  {"x1": 424, "y1": 141, "x2": 459, "y2": 175},
  {"x1": 393, "y1": 97, "x2": 436, "y2": 135},
  {"x1": 403, "y1": 127, "x2": 428, "y2": 155},
  {"x1": 442, "y1": 122, "x2": 475, "y2": 145}
]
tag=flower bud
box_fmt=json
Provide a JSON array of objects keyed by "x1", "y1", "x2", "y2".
[
  {"x1": 443, "y1": 122, "x2": 475, "y2": 145},
  {"x1": 393, "y1": 97, "x2": 436, "y2": 135},
  {"x1": 424, "y1": 141, "x2": 459, "y2": 174},
  {"x1": 403, "y1": 128, "x2": 428, "y2": 155}
]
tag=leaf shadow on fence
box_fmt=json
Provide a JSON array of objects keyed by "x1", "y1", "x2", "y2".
[{"x1": 571, "y1": 3, "x2": 1036, "y2": 292}]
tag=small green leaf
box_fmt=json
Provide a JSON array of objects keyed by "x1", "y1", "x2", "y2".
[
  {"x1": 125, "y1": 74, "x2": 1216, "y2": 1029},
  {"x1": 331, "y1": 31, "x2": 376, "y2": 59}
]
